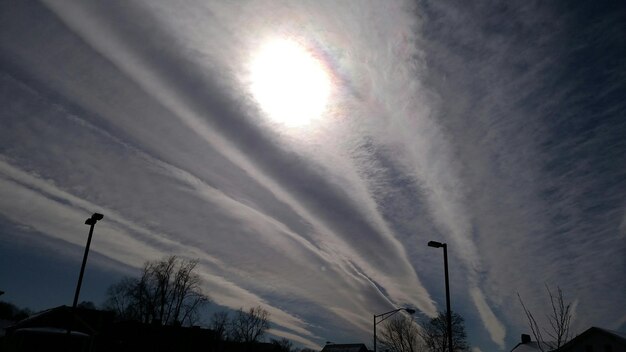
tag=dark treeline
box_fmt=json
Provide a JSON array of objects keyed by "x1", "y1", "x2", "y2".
[{"x1": 0, "y1": 301, "x2": 31, "y2": 322}]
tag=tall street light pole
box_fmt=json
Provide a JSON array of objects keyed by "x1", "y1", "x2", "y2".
[
  {"x1": 72, "y1": 213, "x2": 104, "y2": 310},
  {"x1": 373, "y1": 307, "x2": 416, "y2": 352},
  {"x1": 428, "y1": 240, "x2": 453, "y2": 352}
]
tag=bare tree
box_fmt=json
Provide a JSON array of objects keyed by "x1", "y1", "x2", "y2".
[
  {"x1": 210, "y1": 311, "x2": 231, "y2": 341},
  {"x1": 168, "y1": 258, "x2": 208, "y2": 325},
  {"x1": 229, "y1": 306, "x2": 271, "y2": 343},
  {"x1": 518, "y1": 285, "x2": 572, "y2": 351},
  {"x1": 149, "y1": 256, "x2": 177, "y2": 324},
  {"x1": 105, "y1": 277, "x2": 146, "y2": 321},
  {"x1": 104, "y1": 256, "x2": 209, "y2": 326},
  {"x1": 379, "y1": 315, "x2": 425, "y2": 352},
  {"x1": 420, "y1": 311, "x2": 469, "y2": 352}
]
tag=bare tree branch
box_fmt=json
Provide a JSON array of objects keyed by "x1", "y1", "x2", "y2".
[
  {"x1": 379, "y1": 315, "x2": 424, "y2": 352},
  {"x1": 229, "y1": 306, "x2": 271, "y2": 343},
  {"x1": 419, "y1": 311, "x2": 468, "y2": 352},
  {"x1": 210, "y1": 311, "x2": 230, "y2": 341},
  {"x1": 543, "y1": 285, "x2": 572, "y2": 350},
  {"x1": 518, "y1": 285, "x2": 573, "y2": 351},
  {"x1": 518, "y1": 292, "x2": 546, "y2": 352},
  {"x1": 104, "y1": 256, "x2": 209, "y2": 326}
]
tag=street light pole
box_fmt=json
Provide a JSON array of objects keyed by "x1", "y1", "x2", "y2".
[
  {"x1": 72, "y1": 213, "x2": 103, "y2": 310},
  {"x1": 374, "y1": 314, "x2": 376, "y2": 352},
  {"x1": 442, "y1": 243, "x2": 453, "y2": 352},
  {"x1": 373, "y1": 307, "x2": 416, "y2": 352},
  {"x1": 67, "y1": 213, "x2": 103, "y2": 347},
  {"x1": 428, "y1": 241, "x2": 453, "y2": 352}
]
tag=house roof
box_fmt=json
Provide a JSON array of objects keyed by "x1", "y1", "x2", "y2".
[
  {"x1": 511, "y1": 327, "x2": 626, "y2": 352},
  {"x1": 558, "y1": 326, "x2": 626, "y2": 351},
  {"x1": 11, "y1": 327, "x2": 90, "y2": 337},
  {"x1": 6, "y1": 305, "x2": 114, "y2": 335},
  {"x1": 594, "y1": 327, "x2": 626, "y2": 340}
]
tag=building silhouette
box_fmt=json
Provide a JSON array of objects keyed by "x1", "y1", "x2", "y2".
[{"x1": 510, "y1": 327, "x2": 626, "y2": 352}]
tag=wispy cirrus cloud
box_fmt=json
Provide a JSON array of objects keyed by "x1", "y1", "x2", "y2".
[{"x1": 1, "y1": 1, "x2": 624, "y2": 351}]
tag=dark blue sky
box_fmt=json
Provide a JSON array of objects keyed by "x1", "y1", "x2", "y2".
[{"x1": 1, "y1": 1, "x2": 625, "y2": 351}]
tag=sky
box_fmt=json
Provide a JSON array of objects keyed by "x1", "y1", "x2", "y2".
[{"x1": 0, "y1": 0, "x2": 625, "y2": 351}]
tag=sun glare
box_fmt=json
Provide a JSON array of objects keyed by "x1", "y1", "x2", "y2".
[{"x1": 250, "y1": 39, "x2": 331, "y2": 127}]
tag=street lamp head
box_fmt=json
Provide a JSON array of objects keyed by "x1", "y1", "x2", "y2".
[
  {"x1": 85, "y1": 213, "x2": 104, "y2": 225},
  {"x1": 428, "y1": 240, "x2": 444, "y2": 248}
]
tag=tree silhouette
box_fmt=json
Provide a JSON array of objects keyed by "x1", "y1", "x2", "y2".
[
  {"x1": 210, "y1": 310, "x2": 230, "y2": 341},
  {"x1": 104, "y1": 256, "x2": 209, "y2": 326},
  {"x1": 379, "y1": 315, "x2": 425, "y2": 352},
  {"x1": 0, "y1": 301, "x2": 31, "y2": 321},
  {"x1": 420, "y1": 311, "x2": 468, "y2": 352},
  {"x1": 229, "y1": 306, "x2": 271, "y2": 343}
]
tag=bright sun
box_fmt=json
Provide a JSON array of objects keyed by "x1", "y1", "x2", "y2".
[{"x1": 250, "y1": 39, "x2": 331, "y2": 127}]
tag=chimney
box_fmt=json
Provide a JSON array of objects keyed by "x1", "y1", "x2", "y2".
[{"x1": 521, "y1": 334, "x2": 531, "y2": 344}]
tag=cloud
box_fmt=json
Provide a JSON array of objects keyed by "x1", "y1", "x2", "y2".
[
  {"x1": 40, "y1": 0, "x2": 439, "y2": 313},
  {"x1": 470, "y1": 287, "x2": 506, "y2": 349},
  {"x1": 1, "y1": 1, "x2": 624, "y2": 350}
]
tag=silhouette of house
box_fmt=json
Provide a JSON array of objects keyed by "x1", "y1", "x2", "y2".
[
  {"x1": 510, "y1": 327, "x2": 626, "y2": 352},
  {"x1": 5, "y1": 305, "x2": 113, "y2": 335},
  {"x1": 321, "y1": 343, "x2": 370, "y2": 352},
  {"x1": 558, "y1": 327, "x2": 626, "y2": 352},
  {"x1": 3, "y1": 305, "x2": 113, "y2": 351}
]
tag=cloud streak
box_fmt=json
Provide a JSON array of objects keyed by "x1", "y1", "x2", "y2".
[{"x1": 1, "y1": 1, "x2": 624, "y2": 350}]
